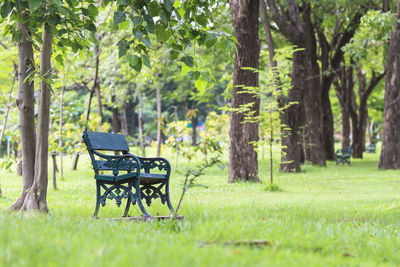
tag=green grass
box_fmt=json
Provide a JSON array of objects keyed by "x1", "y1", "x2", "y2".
[{"x1": 0, "y1": 147, "x2": 399, "y2": 266}]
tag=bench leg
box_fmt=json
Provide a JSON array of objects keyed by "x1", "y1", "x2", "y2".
[
  {"x1": 93, "y1": 181, "x2": 101, "y2": 218},
  {"x1": 122, "y1": 182, "x2": 133, "y2": 217},
  {"x1": 165, "y1": 180, "x2": 175, "y2": 214},
  {"x1": 134, "y1": 179, "x2": 151, "y2": 217}
]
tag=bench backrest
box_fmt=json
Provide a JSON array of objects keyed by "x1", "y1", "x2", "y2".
[{"x1": 83, "y1": 131, "x2": 129, "y2": 152}]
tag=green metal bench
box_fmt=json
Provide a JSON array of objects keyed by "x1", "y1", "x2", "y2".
[
  {"x1": 83, "y1": 131, "x2": 174, "y2": 218},
  {"x1": 335, "y1": 144, "x2": 353, "y2": 165},
  {"x1": 365, "y1": 143, "x2": 376, "y2": 153}
]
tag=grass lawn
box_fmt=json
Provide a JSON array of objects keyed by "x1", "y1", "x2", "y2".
[{"x1": 0, "y1": 146, "x2": 399, "y2": 266}]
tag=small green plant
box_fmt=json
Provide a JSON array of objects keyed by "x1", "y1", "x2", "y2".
[
  {"x1": 265, "y1": 183, "x2": 281, "y2": 192},
  {"x1": 174, "y1": 157, "x2": 223, "y2": 217}
]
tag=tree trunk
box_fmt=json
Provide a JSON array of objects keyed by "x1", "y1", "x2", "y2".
[
  {"x1": 321, "y1": 93, "x2": 335, "y2": 160},
  {"x1": 228, "y1": 0, "x2": 261, "y2": 182},
  {"x1": 156, "y1": 86, "x2": 162, "y2": 156},
  {"x1": 9, "y1": 20, "x2": 36, "y2": 211},
  {"x1": 0, "y1": 62, "x2": 17, "y2": 153},
  {"x1": 71, "y1": 42, "x2": 100, "y2": 170},
  {"x1": 21, "y1": 25, "x2": 53, "y2": 212},
  {"x1": 191, "y1": 114, "x2": 198, "y2": 146},
  {"x1": 52, "y1": 154, "x2": 57, "y2": 190},
  {"x1": 379, "y1": 24, "x2": 400, "y2": 169},
  {"x1": 138, "y1": 90, "x2": 146, "y2": 157},
  {"x1": 120, "y1": 103, "x2": 128, "y2": 135},
  {"x1": 59, "y1": 85, "x2": 65, "y2": 180},
  {"x1": 302, "y1": 6, "x2": 326, "y2": 166},
  {"x1": 112, "y1": 95, "x2": 121, "y2": 133},
  {"x1": 95, "y1": 44, "x2": 102, "y2": 121},
  {"x1": 260, "y1": 0, "x2": 303, "y2": 171}
]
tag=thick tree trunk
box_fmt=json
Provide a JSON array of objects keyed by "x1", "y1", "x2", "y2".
[
  {"x1": 340, "y1": 104, "x2": 351, "y2": 149},
  {"x1": 156, "y1": 86, "x2": 162, "y2": 156},
  {"x1": 302, "y1": 6, "x2": 326, "y2": 166},
  {"x1": 9, "y1": 21, "x2": 36, "y2": 210},
  {"x1": 379, "y1": 27, "x2": 400, "y2": 169},
  {"x1": 228, "y1": 0, "x2": 261, "y2": 182},
  {"x1": 21, "y1": 26, "x2": 53, "y2": 212}
]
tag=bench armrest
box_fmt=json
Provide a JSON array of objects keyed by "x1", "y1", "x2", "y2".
[
  {"x1": 133, "y1": 155, "x2": 171, "y2": 176},
  {"x1": 93, "y1": 151, "x2": 141, "y2": 177}
]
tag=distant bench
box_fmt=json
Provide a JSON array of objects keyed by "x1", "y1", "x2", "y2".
[
  {"x1": 365, "y1": 143, "x2": 376, "y2": 153},
  {"x1": 336, "y1": 144, "x2": 353, "y2": 165},
  {"x1": 83, "y1": 131, "x2": 174, "y2": 218}
]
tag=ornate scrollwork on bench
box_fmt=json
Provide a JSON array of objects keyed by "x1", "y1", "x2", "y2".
[
  {"x1": 99, "y1": 183, "x2": 137, "y2": 207},
  {"x1": 140, "y1": 182, "x2": 168, "y2": 206},
  {"x1": 140, "y1": 158, "x2": 171, "y2": 174}
]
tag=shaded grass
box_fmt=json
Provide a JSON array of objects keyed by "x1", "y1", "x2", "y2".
[{"x1": 0, "y1": 147, "x2": 399, "y2": 266}]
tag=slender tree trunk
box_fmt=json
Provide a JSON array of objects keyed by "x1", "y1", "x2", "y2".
[
  {"x1": 9, "y1": 20, "x2": 36, "y2": 210},
  {"x1": 52, "y1": 154, "x2": 57, "y2": 190},
  {"x1": 321, "y1": 93, "x2": 335, "y2": 160},
  {"x1": 0, "y1": 63, "x2": 17, "y2": 153},
  {"x1": 191, "y1": 114, "x2": 198, "y2": 146},
  {"x1": 111, "y1": 95, "x2": 121, "y2": 133},
  {"x1": 59, "y1": 85, "x2": 65, "y2": 180},
  {"x1": 228, "y1": 0, "x2": 261, "y2": 182},
  {"x1": 120, "y1": 103, "x2": 128, "y2": 136},
  {"x1": 95, "y1": 44, "x2": 102, "y2": 121},
  {"x1": 156, "y1": 86, "x2": 162, "y2": 156},
  {"x1": 21, "y1": 25, "x2": 53, "y2": 212},
  {"x1": 71, "y1": 42, "x2": 100, "y2": 170},
  {"x1": 138, "y1": 90, "x2": 146, "y2": 157},
  {"x1": 379, "y1": 11, "x2": 400, "y2": 169}
]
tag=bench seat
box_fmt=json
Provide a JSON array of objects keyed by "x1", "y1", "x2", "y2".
[{"x1": 95, "y1": 173, "x2": 168, "y2": 183}]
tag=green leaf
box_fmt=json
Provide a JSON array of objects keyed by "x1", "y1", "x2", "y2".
[
  {"x1": 85, "y1": 22, "x2": 96, "y2": 32},
  {"x1": 88, "y1": 4, "x2": 98, "y2": 17},
  {"x1": 114, "y1": 11, "x2": 126, "y2": 24},
  {"x1": 196, "y1": 14, "x2": 208, "y2": 27},
  {"x1": 29, "y1": 0, "x2": 41, "y2": 12},
  {"x1": 164, "y1": 0, "x2": 174, "y2": 11},
  {"x1": 194, "y1": 77, "x2": 207, "y2": 93},
  {"x1": 118, "y1": 39, "x2": 129, "y2": 57},
  {"x1": 170, "y1": 50, "x2": 179, "y2": 60},
  {"x1": 144, "y1": 14, "x2": 154, "y2": 33},
  {"x1": 180, "y1": 56, "x2": 194, "y2": 68},
  {"x1": 181, "y1": 62, "x2": 190, "y2": 75},
  {"x1": 55, "y1": 54, "x2": 64, "y2": 66},
  {"x1": 1, "y1": 1, "x2": 14, "y2": 19},
  {"x1": 205, "y1": 33, "x2": 218, "y2": 48},
  {"x1": 155, "y1": 22, "x2": 169, "y2": 43},
  {"x1": 201, "y1": 71, "x2": 211, "y2": 82},
  {"x1": 142, "y1": 55, "x2": 151, "y2": 68},
  {"x1": 148, "y1": 1, "x2": 160, "y2": 16},
  {"x1": 187, "y1": 71, "x2": 200, "y2": 81},
  {"x1": 127, "y1": 54, "x2": 142, "y2": 72},
  {"x1": 130, "y1": 16, "x2": 142, "y2": 26},
  {"x1": 141, "y1": 37, "x2": 151, "y2": 48}
]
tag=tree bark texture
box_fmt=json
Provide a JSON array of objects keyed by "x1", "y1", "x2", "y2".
[
  {"x1": 9, "y1": 21, "x2": 36, "y2": 210},
  {"x1": 379, "y1": 28, "x2": 400, "y2": 169},
  {"x1": 228, "y1": 0, "x2": 261, "y2": 182},
  {"x1": 260, "y1": 0, "x2": 303, "y2": 171},
  {"x1": 21, "y1": 26, "x2": 53, "y2": 212},
  {"x1": 267, "y1": 0, "x2": 326, "y2": 166}
]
